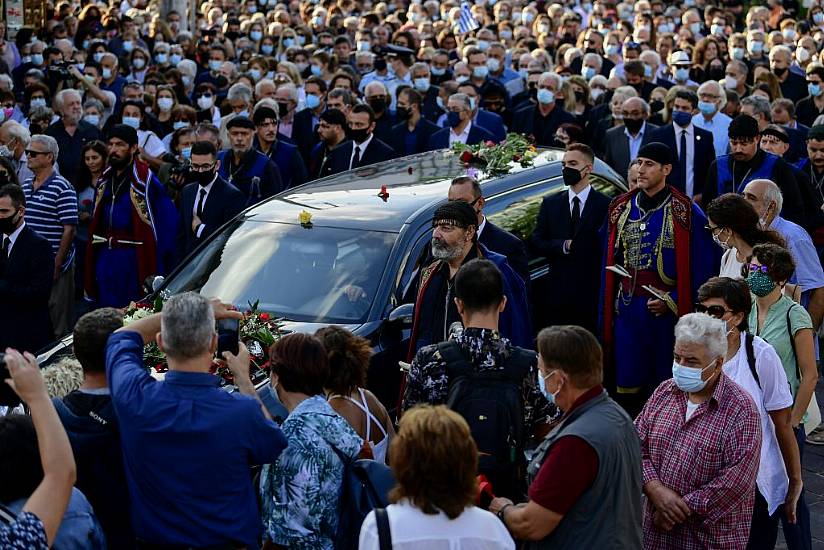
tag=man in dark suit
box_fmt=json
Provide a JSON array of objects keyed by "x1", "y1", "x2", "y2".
[
  {"x1": 177, "y1": 141, "x2": 246, "y2": 259},
  {"x1": 510, "y1": 73, "x2": 576, "y2": 146},
  {"x1": 326, "y1": 104, "x2": 395, "y2": 174},
  {"x1": 457, "y1": 82, "x2": 507, "y2": 143},
  {"x1": 291, "y1": 76, "x2": 327, "y2": 164},
  {"x1": 771, "y1": 98, "x2": 810, "y2": 163},
  {"x1": 253, "y1": 106, "x2": 308, "y2": 189},
  {"x1": 387, "y1": 88, "x2": 440, "y2": 156},
  {"x1": 0, "y1": 183, "x2": 54, "y2": 404},
  {"x1": 429, "y1": 93, "x2": 495, "y2": 150},
  {"x1": 531, "y1": 144, "x2": 610, "y2": 334},
  {"x1": 603, "y1": 97, "x2": 659, "y2": 179},
  {"x1": 448, "y1": 175, "x2": 529, "y2": 285},
  {"x1": 649, "y1": 89, "x2": 716, "y2": 198}
]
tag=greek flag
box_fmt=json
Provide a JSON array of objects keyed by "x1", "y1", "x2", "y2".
[{"x1": 456, "y1": 2, "x2": 480, "y2": 34}]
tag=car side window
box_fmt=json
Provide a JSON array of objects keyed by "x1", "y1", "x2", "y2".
[{"x1": 394, "y1": 226, "x2": 434, "y2": 306}]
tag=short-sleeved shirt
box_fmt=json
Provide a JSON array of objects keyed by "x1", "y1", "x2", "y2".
[
  {"x1": 748, "y1": 294, "x2": 813, "y2": 399},
  {"x1": 45, "y1": 120, "x2": 102, "y2": 186},
  {"x1": 21, "y1": 172, "x2": 78, "y2": 272},
  {"x1": 105, "y1": 331, "x2": 288, "y2": 546},
  {"x1": 722, "y1": 332, "x2": 794, "y2": 514}
]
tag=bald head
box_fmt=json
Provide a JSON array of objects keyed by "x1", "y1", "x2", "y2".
[{"x1": 743, "y1": 178, "x2": 782, "y2": 226}]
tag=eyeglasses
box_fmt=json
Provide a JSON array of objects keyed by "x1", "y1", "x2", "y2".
[
  {"x1": 25, "y1": 149, "x2": 49, "y2": 157},
  {"x1": 190, "y1": 162, "x2": 216, "y2": 172},
  {"x1": 695, "y1": 304, "x2": 732, "y2": 318},
  {"x1": 747, "y1": 263, "x2": 769, "y2": 273},
  {"x1": 704, "y1": 224, "x2": 723, "y2": 235}
]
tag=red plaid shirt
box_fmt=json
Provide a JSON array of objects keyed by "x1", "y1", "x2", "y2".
[{"x1": 635, "y1": 373, "x2": 762, "y2": 550}]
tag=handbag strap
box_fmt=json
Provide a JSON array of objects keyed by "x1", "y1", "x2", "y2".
[{"x1": 375, "y1": 507, "x2": 392, "y2": 550}]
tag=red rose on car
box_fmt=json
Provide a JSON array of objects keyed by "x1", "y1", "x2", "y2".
[
  {"x1": 460, "y1": 150, "x2": 473, "y2": 163},
  {"x1": 259, "y1": 313, "x2": 271, "y2": 321}
]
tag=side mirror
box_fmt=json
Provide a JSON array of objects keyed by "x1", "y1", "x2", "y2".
[{"x1": 387, "y1": 303, "x2": 414, "y2": 326}]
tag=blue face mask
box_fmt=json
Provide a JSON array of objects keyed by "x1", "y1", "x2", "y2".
[
  {"x1": 537, "y1": 88, "x2": 555, "y2": 104},
  {"x1": 173, "y1": 121, "x2": 188, "y2": 130},
  {"x1": 473, "y1": 65, "x2": 489, "y2": 79},
  {"x1": 261, "y1": 44, "x2": 274, "y2": 55},
  {"x1": 538, "y1": 370, "x2": 561, "y2": 404},
  {"x1": 436, "y1": 96, "x2": 445, "y2": 110},
  {"x1": 675, "y1": 67, "x2": 690, "y2": 82},
  {"x1": 209, "y1": 59, "x2": 222, "y2": 72},
  {"x1": 83, "y1": 114, "x2": 100, "y2": 126},
  {"x1": 671, "y1": 360, "x2": 717, "y2": 393},
  {"x1": 672, "y1": 110, "x2": 693, "y2": 127},
  {"x1": 413, "y1": 77, "x2": 430, "y2": 91},
  {"x1": 697, "y1": 100, "x2": 717, "y2": 116},
  {"x1": 31, "y1": 53, "x2": 44, "y2": 66},
  {"x1": 447, "y1": 110, "x2": 463, "y2": 128},
  {"x1": 431, "y1": 66, "x2": 445, "y2": 76},
  {"x1": 809, "y1": 83, "x2": 822, "y2": 97},
  {"x1": 283, "y1": 38, "x2": 295, "y2": 48},
  {"x1": 155, "y1": 53, "x2": 168, "y2": 64},
  {"x1": 250, "y1": 68, "x2": 262, "y2": 81},
  {"x1": 311, "y1": 64, "x2": 323, "y2": 76},
  {"x1": 122, "y1": 116, "x2": 140, "y2": 129},
  {"x1": 181, "y1": 146, "x2": 192, "y2": 160},
  {"x1": 582, "y1": 66, "x2": 596, "y2": 80},
  {"x1": 305, "y1": 93, "x2": 321, "y2": 109},
  {"x1": 250, "y1": 30, "x2": 263, "y2": 42},
  {"x1": 170, "y1": 53, "x2": 183, "y2": 65}
]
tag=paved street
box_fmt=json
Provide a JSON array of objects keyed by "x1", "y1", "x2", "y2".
[{"x1": 778, "y1": 381, "x2": 824, "y2": 549}]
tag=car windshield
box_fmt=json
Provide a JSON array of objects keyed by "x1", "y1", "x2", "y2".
[{"x1": 164, "y1": 220, "x2": 397, "y2": 324}]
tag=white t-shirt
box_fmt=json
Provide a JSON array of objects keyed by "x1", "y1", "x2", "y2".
[
  {"x1": 723, "y1": 332, "x2": 794, "y2": 514},
  {"x1": 719, "y1": 247, "x2": 744, "y2": 279},
  {"x1": 359, "y1": 501, "x2": 515, "y2": 550},
  {"x1": 685, "y1": 399, "x2": 700, "y2": 421}
]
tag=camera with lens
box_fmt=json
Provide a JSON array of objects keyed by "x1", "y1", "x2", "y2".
[
  {"x1": 168, "y1": 157, "x2": 191, "y2": 178},
  {"x1": 49, "y1": 60, "x2": 78, "y2": 80}
]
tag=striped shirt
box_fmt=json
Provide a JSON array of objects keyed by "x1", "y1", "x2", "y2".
[{"x1": 21, "y1": 172, "x2": 77, "y2": 272}]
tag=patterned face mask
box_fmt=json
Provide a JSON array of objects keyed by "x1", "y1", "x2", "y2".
[{"x1": 746, "y1": 269, "x2": 776, "y2": 297}]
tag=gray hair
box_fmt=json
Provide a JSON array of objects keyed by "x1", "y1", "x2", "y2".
[
  {"x1": 55, "y1": 88, "x2": 81, "y2": 111},
  {"x1": 449, "y1": 92, "x2": 472, "y2": 110},
  {"x1": 538, "y1": 71, "x2": 562, "y2": 90},
  {"x1": 410, "y1": 61, "x2": 430, "y2": 74},
  {"x1": 639, "y1": 50, "x2": 661, "y2": 66},
  {"x1": 0, "y1": 74, "x2": 13, "y2": 91},
  {"x1": 227, "y1": 83, "x2": 253, "y2": 104},
  {"x1": 328, "y1": 87, "x2": 353, "y2": 105},
  {"x1": 160, "y1": 292, "x2": 215, "y2": 360},
  {"x1": 741, "y1": 95, "x2": 771, "y2": 120},
  {"x1": 751, "y1": 178, "x2": 784, "y2": 213},
  {"x1": 83, "y1": 97, "x2": 105, "y2": 114},
  {"x1": 253, "y1": 97, "x2": 280, "y2": 120},
  {"x1": 364, "y1": 80, "x2": 388, "y2": 96},
  {"x1": 698, "y1": 80, "x2": 727, "y2": 108},
  {"x1": 614, "y1": 85, "x2": 639, "y2": 99},
  {"x1": 277, "y1": 82, "x2": 298, "y2": 101},
  {"x1": 100, "y1": 52, "x2": 118, "y2": 66},
  {"x1": 30, "y1": 134, "x2": 58, "y2": 158},
  {"x1": 582, "y1": 52, "x2": 603, "y2": 70},
  {"x1": 1, "y1": 120, "x2": 31, "y2": 147},
  {"x1": 254, "y1": 78, "x2": 275, "y2": 98},
  {"x1": 674, "y1": 313, "x2": 728, "y2": 360}
]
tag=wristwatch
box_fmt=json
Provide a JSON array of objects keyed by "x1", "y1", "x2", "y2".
[{"x1": 497, "y1": 503, "x2": 512, "y2": 523}]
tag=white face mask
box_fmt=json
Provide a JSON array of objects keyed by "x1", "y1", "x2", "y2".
[{"x1": 538, "y1": 369, "x2": 562, "y2": 405}]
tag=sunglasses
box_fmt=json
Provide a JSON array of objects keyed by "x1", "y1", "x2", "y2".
[
  {"x1": 695, "y1": 304, "x2": 732, "y2": 318},
  {"x1": 747, "y1": 263, "x2": 769, "y2": 273},
  {"x1": 25, "y1": 149, "x2": 49, "y2": 157}
]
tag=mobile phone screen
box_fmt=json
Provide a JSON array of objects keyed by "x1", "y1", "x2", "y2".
[{"x1": 217, "y1": 318, "x2": 240, "y2": 357}]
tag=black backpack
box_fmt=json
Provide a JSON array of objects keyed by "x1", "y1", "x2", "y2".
[
  {"x1": 437, "y1": 340, "x2": 533, "y2": 497},
  {"x1": 332, "y1": 446, "x2": 396, "y2": 550}
]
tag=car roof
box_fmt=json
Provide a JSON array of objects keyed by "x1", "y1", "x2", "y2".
[{"x1": 243, "y1": 148, "x2": 622, "y2": 232}]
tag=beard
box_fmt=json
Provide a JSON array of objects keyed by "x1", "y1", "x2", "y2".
[
  {"x1": 431, "y1": 237, "x2": 464, "y2": 261},
  {"x1": 108, "y1": 153, "x2": 131, "y2": 170}
]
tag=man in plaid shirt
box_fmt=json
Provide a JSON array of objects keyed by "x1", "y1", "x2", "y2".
[{"x1": 636, "y1": 313, "x2": 762, "y2": 549}]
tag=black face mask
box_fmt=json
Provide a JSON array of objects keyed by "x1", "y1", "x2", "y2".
[
  {"x1": 277, "y1": 101, "x2": 290, "y2": 117},
  {"x1": 396, "y1": 106, "x2": 411, "y2": 120},
  {"x1": 189, "y1": 169, "x2": 215, "y2": 186},
  {"x1": 773, "y1": 66, "x2": 788, "y2": 77},
  {"x1": 368, "y1": 97, "x2": 387, "y2": 113},
  {"x1": 225, "y1": 31, "x2": 240, "y2": 41},
  {"x1": 562, "y1": 166, "x2": 583, "y2": 187},
  {"x1": 649, "y1": 99, "x2": 664, "y2": 113},
  {"x1": 0, "y1": 208, "x2": 19, "y2": 234},
  {"x1": 623, "y1": 117, "x2": 644, "y2": 134},
  {"x1": 349, "y1": 128, "x2": 370, "y2": 143},
  {"x1": 374, "y1": 58, "x2": 387, "y2": 71},
  {"x1": 574, "y1": 90, "x2": 586, "y2": 103}
]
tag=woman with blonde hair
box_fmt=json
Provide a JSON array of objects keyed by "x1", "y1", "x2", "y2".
[{"x1": 358, "y1": 405, "x2": 514, "y2": 549}]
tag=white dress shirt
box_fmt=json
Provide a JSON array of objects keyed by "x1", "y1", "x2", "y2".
[
  {"x1": 477, "y1": 215, "x2": 486, "y2": 238},
  {"x1": 2, "y1": 220, "x2": 25, "y2": 256},
  {"x1": 567, "y1": 184, "x2": 592, "y2": 215},
  {"x1": 449, "y1": 121, "x2": 473, "y2": 146},
  {"x1": 674, "y1": 123, "x2": 696, "y2": 196},
  {"x1": 625, "y1": 121, "x2": 647, "y2": 162},
  {"x1": 350, "y1": 134, "x2": 374, "y2": 169},
  {"x1": 192, "y1": 178, "x2": 216, "y2": 238}
]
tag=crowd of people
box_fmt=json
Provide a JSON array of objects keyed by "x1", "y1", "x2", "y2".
[{"x1": 3, "y1": 0, "x2": 824, "y2": 547}]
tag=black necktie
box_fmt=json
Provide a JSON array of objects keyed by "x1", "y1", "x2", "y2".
[
  {"x1": 196, "y1": 188, "x2": 207, "y2": 217},
  {"x1": 679, "y1": 129, "x2": 688, "y2": 189},
  {"x1": 351, "y1": 145, "x2": 361, "y2": 169},
  {"x1": 0, "y1": 235, "x2": 10, "y2": 270},
  {"x1": 571, "y1": 196, "x2": 581, "y2": 235}
]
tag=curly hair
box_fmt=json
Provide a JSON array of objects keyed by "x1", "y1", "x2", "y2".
[
  {"x1": 389, "y1": 405, "x2": 478, "y2": 519},
  {"x1": 315, "y1": 326, "x2": 372, "y2": 395},
  {"x1": 697, "y1": 277, "x2": 752, "y2": 331},
  {"x1": 706, "y1": 193, "x2": 785, "y2": 248},
  {"x1": 751, "y1": 243, "x2": 796, "y2": 284}
]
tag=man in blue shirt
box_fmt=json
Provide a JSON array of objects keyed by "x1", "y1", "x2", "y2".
[{"x1": 106, "y1": 293, "x2": 287, "y2": 547}]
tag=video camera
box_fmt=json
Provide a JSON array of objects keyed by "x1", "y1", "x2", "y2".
[{"x1": 48, "y1": 60, "x2": 79, "y2": 80}]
